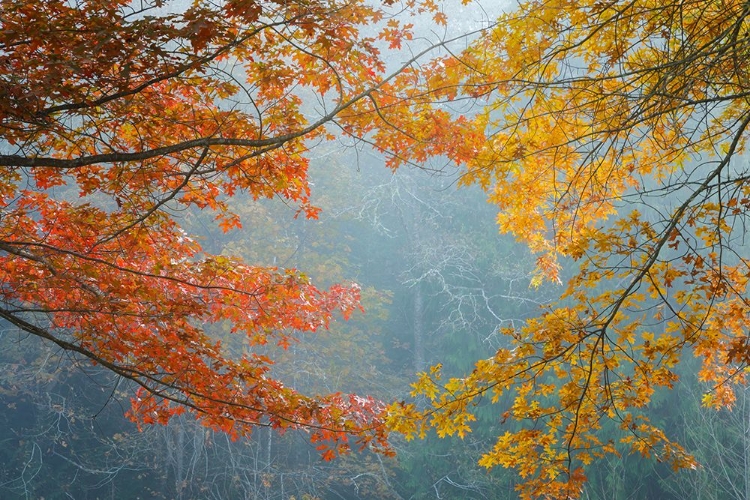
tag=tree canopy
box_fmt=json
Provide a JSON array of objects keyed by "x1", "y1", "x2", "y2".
[
  {"x1": 0, "y1": 0, "x2": 446, "y2": 456},
  {"x1": 3, "y1": 0, "x2": 750, "y2": 497},
  {"x1": 386, "y1": 0, "x2": 750, "y2": 497}
]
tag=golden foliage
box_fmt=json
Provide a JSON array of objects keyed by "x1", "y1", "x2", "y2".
[{"x1": 384, "y1": 0, "x2": 750, "y2": 497}]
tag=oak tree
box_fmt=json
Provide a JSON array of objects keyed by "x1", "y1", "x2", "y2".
[
  {"x1": 0, "y1": 0, "x2": 451, "y2": 456},
  {"x1": 381, "y1": 0, "x2": 750, "y2": 497}
]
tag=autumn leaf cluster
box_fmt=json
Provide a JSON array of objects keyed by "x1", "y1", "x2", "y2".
[
  {"x1": 0, "y1": 0, "x2": 448, "y2": 457},
  {"x1": 383, "y1": 0, "x2": 750, "y2": 497}
]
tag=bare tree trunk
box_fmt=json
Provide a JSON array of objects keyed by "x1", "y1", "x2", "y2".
[
  {"x1": 175, "y1": 423, "x2": 185, "y2": 500},
  {"x1": 413, "y1": 283, "x2": 425, "y2": 373},
  {"x1": 265, "y1": 426, "x2": 272, "y2": 500},
  {"x1": 744, "y1": 387, "x2": 750, "y2": 500}
]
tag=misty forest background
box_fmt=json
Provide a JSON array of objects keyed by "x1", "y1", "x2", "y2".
[{"x1": 3, "y1": 1, "x2": 750, "y2": 499}]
